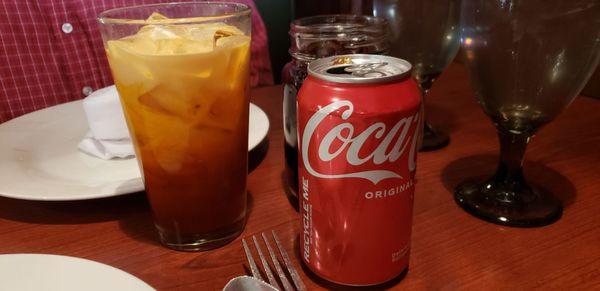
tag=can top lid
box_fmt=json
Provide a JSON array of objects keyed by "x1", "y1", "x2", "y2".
[{"x1": 307, "y1": 54, "x2": 412, "y2": 84}]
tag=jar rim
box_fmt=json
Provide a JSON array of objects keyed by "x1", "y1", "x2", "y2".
[{"x1": 290, "y1": 14, "x2": 387, "y2": 33}]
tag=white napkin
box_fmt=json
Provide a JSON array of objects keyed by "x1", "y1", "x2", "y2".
[{"x1": 78, "y1": 85, "x2": 135, "y2": 159}]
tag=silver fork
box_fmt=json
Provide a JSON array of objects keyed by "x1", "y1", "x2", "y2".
[{"x1": 242, "y1": 230, "x2": 306, "y2": 291}]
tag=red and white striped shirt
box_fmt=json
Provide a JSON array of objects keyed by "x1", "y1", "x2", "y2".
[{"x1": 0, "y1": 0, "x2": 273, "y2": 123}]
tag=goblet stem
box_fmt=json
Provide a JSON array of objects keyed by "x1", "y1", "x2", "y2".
[
  {"x1": 454, "y1": 128, "x2": 562, "y2": 227},
  {"x1": 489, "y1": 129, "x2": 532, "y2": 203},
  {"x1": 418, "y1": 79, "x2": 450, "y2": 151}
]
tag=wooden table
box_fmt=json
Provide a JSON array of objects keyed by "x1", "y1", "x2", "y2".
[{"x1": 1, "y1": 63, "x2": 599, "y2": 290}]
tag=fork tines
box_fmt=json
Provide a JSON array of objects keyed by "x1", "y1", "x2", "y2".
[{"x1": 242, "y1": 231, "x2": 306, "y2": 291}]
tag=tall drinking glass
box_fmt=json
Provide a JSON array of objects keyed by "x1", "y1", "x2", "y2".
[
  {"x1": 98, "y1": 3, "x2": 251, "y2": 250},
  {"x1": 373, "y1": 0, "x2": 461, "y2": 151},
  {"x1": 457, "y1": 0, "x2": 600, "y2": 227}
]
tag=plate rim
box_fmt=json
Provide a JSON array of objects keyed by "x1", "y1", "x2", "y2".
[
  {"x1": 0, "y1": 253, "x2": 155, "y2": 290},
  {"x1": 0, "y1": 100, "x2": 269, "y2": 201}
]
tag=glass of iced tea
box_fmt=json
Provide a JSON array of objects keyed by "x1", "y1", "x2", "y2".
[{"x1": 98, "y1": 3, "x2": 251, "y2": 251}]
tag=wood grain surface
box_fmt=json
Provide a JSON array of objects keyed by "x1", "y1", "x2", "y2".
[{"x1": 1, "y1": 63, "x2": 599, "y2": 290}]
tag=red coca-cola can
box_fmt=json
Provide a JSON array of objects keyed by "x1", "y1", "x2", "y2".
[{"x1": 297, "y1": 54, "x2": 422, "y2": 286}]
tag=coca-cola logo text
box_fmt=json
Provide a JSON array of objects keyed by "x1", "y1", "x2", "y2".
[{"x1": 301, "y1": 100, "x2": 419, "y2": 184}]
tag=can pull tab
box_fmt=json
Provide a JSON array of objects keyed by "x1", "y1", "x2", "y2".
[{"x1": 325, "y1": 62, "x2": 389, "y2": 78}]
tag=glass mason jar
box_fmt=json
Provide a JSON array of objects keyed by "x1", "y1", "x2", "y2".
[{"x1": 282, "y1": 15, "x2": 389, "y2": 201}]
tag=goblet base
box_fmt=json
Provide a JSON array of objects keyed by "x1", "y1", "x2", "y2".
[
  {"x1": 420, "y1": 123, "x2": 449, "y2": 151},
  {"x1": 455, "y1": 180, "x2": 562, "y2": 227}
]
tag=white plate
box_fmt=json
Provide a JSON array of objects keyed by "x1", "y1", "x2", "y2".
[
  {"x1": 249, "y1": 102, "x2": 270, "y2": 150},
  {"x1": 0, "y1": 254, "x2": 154, "y2": 291},
  {"x1": 0, "y1": 100, "x2": 269, "y2": 201}
]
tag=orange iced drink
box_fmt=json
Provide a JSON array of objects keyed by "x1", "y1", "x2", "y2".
[{"x1": 105, "y1": 13, "x2": 250, "y2": 251}]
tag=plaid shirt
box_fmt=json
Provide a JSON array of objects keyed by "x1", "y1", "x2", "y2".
[{"x1": 0, "y1": 0, "x2": 273, "y2": 123}]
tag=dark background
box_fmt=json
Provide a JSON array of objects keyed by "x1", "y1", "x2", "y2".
[{"x1": 254, "y1": 0, "x2": 599, "y2": 97}]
